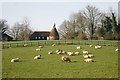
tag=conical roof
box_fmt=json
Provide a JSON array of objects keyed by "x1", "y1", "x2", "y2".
[{"x1": 50, "y1": 24, "x2": 59, "y2": 37}]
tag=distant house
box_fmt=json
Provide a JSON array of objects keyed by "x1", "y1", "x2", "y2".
[
  {"x1": 29, "y1": 31, "x2": 50, "y2": 40},
  {"x1": 2, "y1": 33, "x2": 13, "y2": 41},
  {"x1": 30, "y1": 24, "x2": 59, "y2": 40}
]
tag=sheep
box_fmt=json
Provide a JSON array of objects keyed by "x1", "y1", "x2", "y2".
[
  {"x1": 52, "y1": 44, "x2": 56, "y2": 46},
  {"x1": 24, "y1": 44, "x2": 28, "y2": 47},
  {"x1": 35, "y1": 48, "x2": 41, "y2": 51},
  {"x1": 48, "y1": 51, "x2": 53, "y2": 54},
  {"x1": 97, "y1": 46, "x2": 102, "y2": 48},
  {"x1": 67, "y1": 52, "x2": 74, "y2": 56},
  {"x1": 88, "y1": 54, "x2": 94, "y2": 58},
  {"x1": 95, "y1": 46, "x2": 102, "y2": 49},
  {"x1": 83, "y1": 59, "x2": 93, "y2": 62},
  {"x1": 56, "y1": 49, "x2": 60, "y2": 53},
  {"x1": 57, "y1": 52, "x2": 62, "y2": 55},
  {"x1": 77, "y1": 46, "x2": 81, "y2": 49},
  {"x1": 115, "y1": 48, "x2": 119, "y2": 52},
  {"x1": 11, "y1": 58, "x2": 20, "y2": 62},
  {"x1": 75, "y1": 52, "x2": 80, "y2": 55},
  {"x1": 39, "y1": 46, "x2": 44, "y2": 48},
  {"x1": 95, "y1": 46, "x2": 98, "y2": 49},
  {"x1": 83, "y1": 55, "x2": 89, "y2": 58},
  {"x1": 90, "y1": 45, "x2": 93, "y2": 47},
  {"x1": 62, "y1": 51, "x2": 66, "y2": 54},
  {"x1": 83, "y1": 50, "x2": 88, "y2": 55},
  {"x1": 34, "y1": 55, "x2": 42, "y2": 59},
  {"x1": 62, "y1": 56, "x2": 71, "y2": 62}
]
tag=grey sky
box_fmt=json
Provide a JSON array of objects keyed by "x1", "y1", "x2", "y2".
[{"x1": 1, "y1": 2, "x2": 118, "y2": 31}]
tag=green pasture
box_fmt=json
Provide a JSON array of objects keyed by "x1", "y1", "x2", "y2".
[{"x1": 2, "y1": 45, "x2": 118, "y2": 78}]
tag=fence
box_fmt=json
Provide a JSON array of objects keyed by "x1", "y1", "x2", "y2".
[{"x1": 2, "y1": 40, "x2": 119, "y2": 49}]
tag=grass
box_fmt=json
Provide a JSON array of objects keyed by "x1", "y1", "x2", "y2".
[{"x1": 2, "y1": 45, "x2": 118, "y2": 78}]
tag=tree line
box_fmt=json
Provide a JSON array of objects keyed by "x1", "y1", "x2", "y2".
[
  {"x1": 58, "y1": 5, "x2": 120, "y2": 40},
  {"x1": 0, "y1": 17, "x2": 32, "y2": 41},
  {"x1": 0, "y1": 5, "x2": 120, "y2": 41}
]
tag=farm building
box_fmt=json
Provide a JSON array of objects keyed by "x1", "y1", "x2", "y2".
[
  {"x1": 29, "y1": 31, "x2": 50, "y2": 40},
  {"x1": 30, "y1": 24, "x2": 59, "y2": 40},
  {"x1": 2, "y1": 33, "x2": 13, "y2": 41},
  {"x1": 49, "y1": 24, "x2": 59, "y2": 40}
]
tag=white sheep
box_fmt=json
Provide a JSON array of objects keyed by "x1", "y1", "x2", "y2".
[
  {"x1": 11, "y1": 58, "x2": 20, "y2": 62},
  {"x1": 115, "y1": 48, "x2": 119, "y2": 52},
  {"x1": 90, "y1": 45, "x2": 93, "y2": 47},
  {"x1": 35, "y1": 48, "x2": 41, "y2": 51},
  {"x1": 88, "y1": 54, "x2": 94, "y2": 58},
  {"x1": 56, "y1": 49, "x2": 60, "y2": 53},
  {"x1": 62, "y1": 56, "x2": 71, "y2": 62},
  {"x1": 95, "y1": 46, "x2": 102, "y2": 49},
  {"x1": 67, "y1": 52, "x2": 74, "y2": 56},
  {"x1": 98, "y1": 46, "x2": 102, "y2": 48},
  {"x1": 57, "y1": 52, "x2": 62, "y2": 55},
  {"x1": 48, "y1": 51, "x2": 53, "y2": 54},
  {"x1": 83, "y1": 50, "x2": 88, "y2": 55},
  {"x1": 62, "y1": 51, "x2": 66, "y2": 54},
  {"x1": 83, "y1": 59, "x2": 93, "y2": 62},
  {"x1": 95, "y1": 46, "x2": 98, "y2": 49},
  {"x1": 75, "y1": 52, "x2": 80, "y2": 55},
  {"x1": 52, "y1": 44, "x2": 56, "y2": 46},
  {"x1": 34, "y1": 55, "x2": 41, "y2": 59},
  {"x1": 24, "y1": 44, "x2": 28, "y2": 47},
  {"x1": 77, "y1": 46, "x2": 81, "y2": 49},
  {"x1": 83, "y1": 55, "x2": 89, "y2": 58},
  {"x1": 39, "y1": 46, "x2": 44, "y2": 48}
]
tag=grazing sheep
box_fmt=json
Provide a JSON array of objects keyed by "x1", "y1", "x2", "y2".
[
  {"x1": 57, "y1": 52, "x2": 62, "y2": 55},
  {"x1": 90, "y1": 45, "x2": 93, "y2": 47},
  {"x1": 115, "y1": 48, "x2": 119, "y2": 52},
  {"x1": 11, "y1": 58, "x2": 20, "y2": 62},
  {"x1": 95, "y1": 46, "x2": 98, "y2": 49},
  {"x1": 75, "y1": 52, "x2": 80, "y2": 55},
  {"x1": 62, "y1": 51, "x2": 66, "y2": 54},
  {"x1": 95, "y1": 46, "x2": 102, "y2": 49},
  {"x1": 88, "y1": 54, "x2": 94, "y2": 58},
  {"x1": 62, "y1": 56, "x2": 71, "y2": 62},
  {"x1": 24, "y1": 44, "x2": 28, "y2": 47},
  {"x1": 67, "y1": 52, "x2": 74, "y2": 56},
  {"x1": 97, "y1": 46, "x2": 102, "y2": 48},
  {"x1": 48, "y1": 51, "x2": 53, "y2": 54},
  {"x1": 83, "y1": 50, "x2": 88, "y2": 55},
  {"x1": 83, "y1": 55, "x2": 89, "y2": 58},
  {"x1": 39, "y1": 46, "x2": 44, "y2": 48},
  {"x1": 83, "y1": 59, "x2": 93, "y2": 62},
  {"x1": 77, "y1": 46, "x2": 81, "y2": 49},
  {"x1": 56, "y1": 49, "x2": 60, "y2": 53},
  {"x1": 35, "y1": 48, "x2": 41, "y2": 51},
  {"x1": 52, "y1": 44, "x2": 56, "y2": 46},
  {"x1": 34, "y1": 55, "x2": 42, "y2": 59}
]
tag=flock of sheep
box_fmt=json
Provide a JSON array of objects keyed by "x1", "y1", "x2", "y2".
[{"x1": 11, "y1": 43, "x2": 119, "y2": 63}]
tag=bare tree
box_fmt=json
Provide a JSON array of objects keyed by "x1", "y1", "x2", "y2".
[
  {"x1": 7, "y1": 22, "x2": 21, "y2": 40},
  {"x1": 18, "y1": 17, "x2": 32, "y2": 41},
  {"x1": 8, "y1": 17, "x2": 33, "y2": 41},
  {"x1": 0, "y1": 19, "x2": 9, "y2": 34},
  {"x1": 83, "y1": 5, "x2": 101, "y2": 39},
  {"x1": 58, "y1": 20, "x2": 73, "y2": 39}
]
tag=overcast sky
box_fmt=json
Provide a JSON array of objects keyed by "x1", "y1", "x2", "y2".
[{"x1": 1, "y1": 1, "x2": 119, "y2": 31}]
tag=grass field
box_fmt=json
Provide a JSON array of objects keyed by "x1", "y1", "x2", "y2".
[{"x1": 2, "y1": 44, "x2": 118, "y2": 78}]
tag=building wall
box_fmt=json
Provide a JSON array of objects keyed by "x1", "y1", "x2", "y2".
[{"x1": 49, "y1": 36, "x2": 59, "y2": 40}]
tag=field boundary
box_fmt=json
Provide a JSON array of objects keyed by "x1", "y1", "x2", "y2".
[{"x1": 2, "y1": 40, "x2": 119, "y2": 49}]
